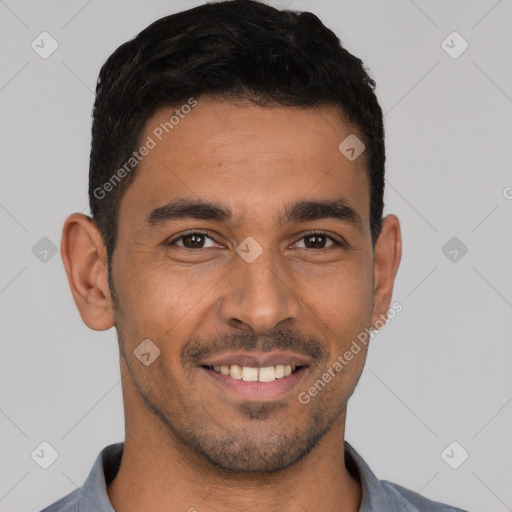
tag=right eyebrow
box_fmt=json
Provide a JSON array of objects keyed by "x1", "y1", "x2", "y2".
[{"x1": 145, "y1": 198, "x2": 232, "y2": 227}]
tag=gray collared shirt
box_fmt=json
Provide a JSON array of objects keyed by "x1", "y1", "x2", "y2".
[{"x1": 39, "y1": 441, "x2": 467, "y2": 511}]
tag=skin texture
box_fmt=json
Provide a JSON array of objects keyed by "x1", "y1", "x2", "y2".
[{"x1": 61, "y1": 96, "x2": 401, "y2": 512}]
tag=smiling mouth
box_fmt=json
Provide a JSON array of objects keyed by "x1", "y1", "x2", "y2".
[{"x1": 201, "y1": 364, "x2": 303, "y2": 383}]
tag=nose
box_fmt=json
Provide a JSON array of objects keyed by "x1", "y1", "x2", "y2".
[{"x1": 219, "y1": 246, "x2": 302, "y2": 334}]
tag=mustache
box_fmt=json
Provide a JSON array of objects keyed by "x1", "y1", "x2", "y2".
[{"x1": 182, "y1": 327, "x2": 328, "y2": 366}]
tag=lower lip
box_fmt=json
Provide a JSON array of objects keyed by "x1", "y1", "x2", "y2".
[{"x1": 201, "y1": 366, "x2": 308, "y2": 400}]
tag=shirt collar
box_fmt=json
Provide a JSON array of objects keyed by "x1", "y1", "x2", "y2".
[
  {"x1": 78, "y1": 442, "x2": 121, "y2": 512},
  {"x1": 344, "y1": 441, "x2": 403, "y2": 511}
]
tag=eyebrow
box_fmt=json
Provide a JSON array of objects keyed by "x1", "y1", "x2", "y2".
[{"x1": 145, "y1": 197, "x2": 361, "y2": 229}]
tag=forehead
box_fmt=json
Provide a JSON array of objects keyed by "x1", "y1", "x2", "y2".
[{"x1": 118, "y1": 96, "x2": 370, "y2": 232}]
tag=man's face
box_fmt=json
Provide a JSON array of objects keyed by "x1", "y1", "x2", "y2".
[{"x1": 110, "y1": 97, "x2": 381, "y2": 472}]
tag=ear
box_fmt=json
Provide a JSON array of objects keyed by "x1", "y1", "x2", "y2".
[
  {"x1": 60, "y1": 213, "x2": 116, "y2": 331},
  {"x1": 371, "y1": 214, "x2": 402, "y2": 327}
]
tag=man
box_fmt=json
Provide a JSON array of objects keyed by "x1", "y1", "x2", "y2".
[{"x1": 41, "y1": 1, "x2": 467, "y2": 510}]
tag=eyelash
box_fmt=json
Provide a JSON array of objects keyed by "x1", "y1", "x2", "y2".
[{"x1": 167, "y1": 230, "x2": 345, "y2": 250}]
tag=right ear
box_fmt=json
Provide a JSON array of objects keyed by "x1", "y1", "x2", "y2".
[{"x1": 60, "y1": 213, "x2": 116, "y2": 331}]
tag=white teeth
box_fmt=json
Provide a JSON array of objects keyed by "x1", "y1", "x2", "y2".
[
  {"x1": 230, "y1": 364, "x2": 242, "y2": 380},
  {"x1": 258, "y1": 366, "x2": 276, "y2": 382},
  {"x1": 241, "y1": 367, "x2": 258, "y2": 381},
  {"x1": 209, "y1": 363, "x2": 299, "y2": 382}
]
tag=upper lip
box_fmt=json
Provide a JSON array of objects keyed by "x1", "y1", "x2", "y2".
[{"x1": 200, "y1": 351, "x2": 311, "y2": 368}]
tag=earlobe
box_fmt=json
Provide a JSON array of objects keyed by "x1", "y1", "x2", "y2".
[
  {"x1": 60, "y1": 213, "x2": 116, "y2": 331},
  {"x1": 371, "y1": 214, "x2": 402, "y2": 328}
]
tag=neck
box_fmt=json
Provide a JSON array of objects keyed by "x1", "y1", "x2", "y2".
[{"x1": 107, "y1": 412, "x2": 361, "y2": 512}]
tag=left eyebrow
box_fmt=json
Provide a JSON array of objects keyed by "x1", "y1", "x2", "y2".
[
  {"x1": 281, "y1": 198, "x2": 362, "y2": 229},
  {"x1": 144, "y1": 197, "x2": 361, "y2": 229}
]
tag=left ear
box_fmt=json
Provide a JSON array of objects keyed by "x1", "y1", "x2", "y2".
[
  {"x1": 60, "y1": 212, "x2": 116, "y2": 331},
  {"x1": 371, "y1": 214, "x2": 402, "y2": 327}
]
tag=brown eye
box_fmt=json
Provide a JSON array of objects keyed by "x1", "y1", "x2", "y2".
[
  {"x1": 182, "y1": 233, "x2": 207, "y2": 248},
  {"x1": 295, "y1": 233, "x2": 337, "y2": 249},
  {"x1": 168, "y1": 231, "x2": 218, "y2": 249}
]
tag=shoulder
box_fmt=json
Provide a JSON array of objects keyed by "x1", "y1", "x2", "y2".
[
  {"x1": 381, "y1": 480, "x2": 469, "y2": 512},
  {"x1": 344, "y1": 441, "x2": 468, "y2": 512},
  {"x1": 37, "y1": 442, "x2": 123, "y2": 512},
  {"x1": 38, "y1": 489, "x2": 80, "y2": 512}
]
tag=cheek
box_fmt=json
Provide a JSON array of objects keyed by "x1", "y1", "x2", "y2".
[
  {"x1": 301, "y1": 262, "x2": 374, "y2": 385},
  {"x1": 111, "y1": 254, "x2": 197, "y2": 342},
  {"x1": 301, "y1": 256, "x2": 374, "y2": 327}
]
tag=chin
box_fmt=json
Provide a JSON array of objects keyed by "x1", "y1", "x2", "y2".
[{"x1": 186, "y1": 416, "x2": 329, "y2": 474}]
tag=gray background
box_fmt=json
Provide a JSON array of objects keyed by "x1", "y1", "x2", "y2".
[{"x1": 1, "y1": 1, "x2": 511, "y2": 511}]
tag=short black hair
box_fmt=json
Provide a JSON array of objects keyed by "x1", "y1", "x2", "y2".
[{"x1": 89, "y1": 0, "x2": 385, "y2": 281}]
